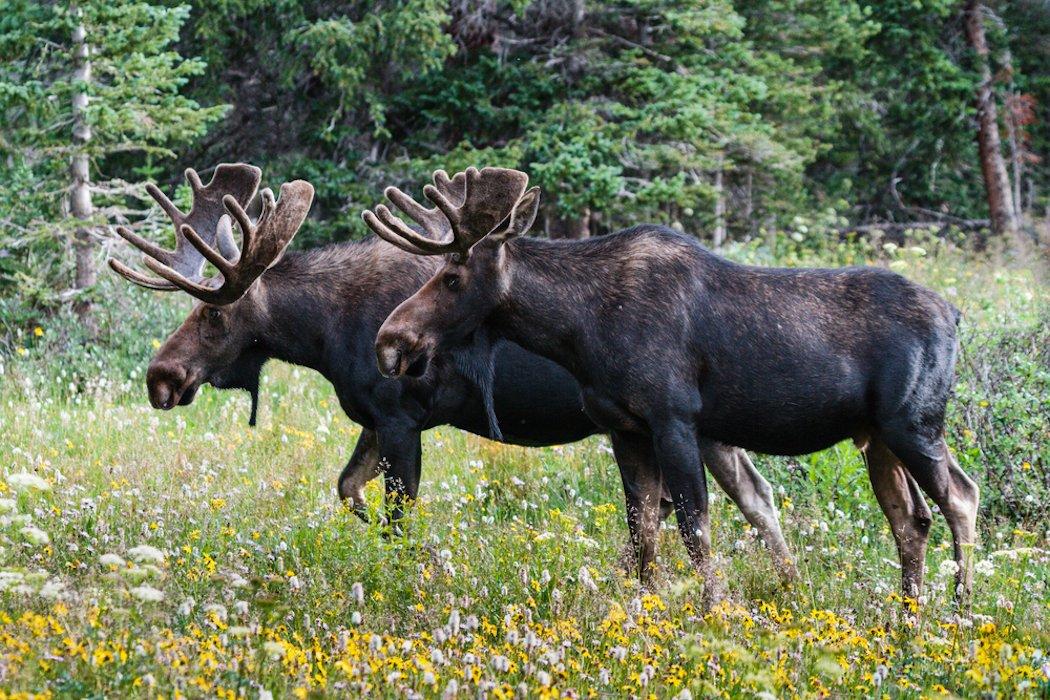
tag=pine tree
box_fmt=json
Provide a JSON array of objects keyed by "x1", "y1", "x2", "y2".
[{"x1": 0, "y1": 0, "x2": 225, "y2": 327}]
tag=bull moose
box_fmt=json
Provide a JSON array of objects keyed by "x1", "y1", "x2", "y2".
[
  {"x1": 107, "y1": 164, "x2": 796, "y2": 582},
  {"x1": 366, "y1": 166, "x2": 980, "y2": 601}
]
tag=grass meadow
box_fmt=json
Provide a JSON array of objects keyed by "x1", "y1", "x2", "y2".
[{"x1": 0, "y1": 234, "x2": 1047, "y2": 698}]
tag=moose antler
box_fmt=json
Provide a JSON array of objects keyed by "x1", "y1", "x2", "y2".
[
  {"x1": 139, "y1": 181, "x2": 314, "y2": 305},
  {"x1": 108, "y1": 163, "x2": 262, "y2": 291},
  {"x1": 362, "y1": 167, "x2": 532, "y2": 259}
]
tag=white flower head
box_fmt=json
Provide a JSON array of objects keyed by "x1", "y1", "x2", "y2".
[
  {"x1": 0, "y1": 498, "x2": 17, "y2": 514},
  {"x1": 263, "y1": 641, "x2": 285, "y2": 660},
  {"x1": 937, "y1": 559, "x2": 960, "y2": 579},
  {"x1": 128, "y1": 544, "x2": 166, "y2": 565},
  {"x1": 99, "y1": 553, "x2": 126, "y2": 568},
  {"x1": 20, "y1": 525, "x2": 49, "y2": 545},
  {"x1": 130, "y1": 585, "x2": 165, "y2": 603},
  {"x1": 7, "y1": 473, "x2": 51, "y2": 493}
]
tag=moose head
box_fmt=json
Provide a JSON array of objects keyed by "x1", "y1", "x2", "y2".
[
  {"x1": 109, "y1": 165, "x2": 314, "y2": 423},
  {"x1": 365, "y1": 167, "x2": 539, "y2": 378}
]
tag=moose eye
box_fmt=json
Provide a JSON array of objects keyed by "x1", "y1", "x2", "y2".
[
  {"x1": 204, "y1": 307, "x2": 222, "y2": 322},
  {"x1": 443, "y1": 274, "x2": 461, "y2": 291}
]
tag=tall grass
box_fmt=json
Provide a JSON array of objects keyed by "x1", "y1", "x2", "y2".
[{"x1": 0, "y1": 233, "x2": 1046, "y2": 697}]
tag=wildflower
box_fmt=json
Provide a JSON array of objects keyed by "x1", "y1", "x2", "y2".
[
  {"x1": 203, "y1": 603, "x2": 228, "y2": 623},
  {"x1": 99, "y1": 553, "x2": 125, "y2": 568},
  {"x1": 263, "y1": 641, "x2": 285, "y2": 660},
  {"x1": 975, "y1": 559, "x2": 995, "y2": 577},
  {"x1": 20, "y1": 525, "x2": 49, "y2": 545},
  {"x1": 442, "y1": 680, "x2": 458, "y2": 699},
  {"x1": 7, "y1": 473, "x2": 51, "y2": 493},
  {"x1": 33, "y1": 326, "x2": 44, "y2": 337},
  {"x1": 39, "y1": 580, "x2": 65, "y2": 599},
  {"x1": 937, "y1": 559, "x2": 960, "y2": 579},
  {"x1": 130, "y1": 585, "x2": 165, "y2": 603},
  {"x1": 350, "y1": 611, "x2": 362, "y2": 625},
  {"x1": 0, "y1": 498, "x2": 16, "y2": 514},
  {"x1": 128, "y1": 544, "x2": 166, "y2": 565},
  {"x1": 0, "y1": 570, "x2": 26, "y2": 591},
  {"x1": 351, "y1": 581, "x2": 364, "y2": 603}
]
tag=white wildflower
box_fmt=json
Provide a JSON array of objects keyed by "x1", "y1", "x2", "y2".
[
  {"x1": 38, "y1": 580, "x2": 65, "y2": 599},
  {"x1": 0, "y1": 498, "x2": 17, "y2": 514},
  {"x1": 20, "y1": 525, "x2": 49, "y2": 545},
  {"x1": 937, "y1": 559, "x2": 960, "y2": 579},
  {"x1": 99, "y1": 553, "x2": 125, "y2": 568},
  {"x1": 351, "y1": 581, "x2": 364, "y2": 604},
  {"x1": 975, "y1": 559, "x2": 995, "y2": 577},
  {"x1": 130, "y1": 585, "x2": 165, "y2": 603},
  {"x1": 263, "y1": 641, "x2": 285, "y2": 660},
  {"x1": 128, "y1": 544, "x2": 166, "y2": 565},
  {"x1": 7, "y1": 473, "x2": 50, "y2": 493},
  {"x1": 0, "y1": 571, "x2": 25, "y2": 591}
]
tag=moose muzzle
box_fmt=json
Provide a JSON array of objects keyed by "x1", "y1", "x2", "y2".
[
  {"x1": 375, "y1": 329, "x2": 431, "y2": 379},
  {"x1": 146, "y1": 361, "x2": 199, "y2": 410}
]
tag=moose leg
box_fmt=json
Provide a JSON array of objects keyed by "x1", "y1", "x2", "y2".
[
  {"x1": 699, "y1": 440, "x2": 797, "y2": 584},
  {"x1": 652, "y1": 418, "x2": 720, "y2": 605},
  {"x1": 375, "y1": 423, "x2": 423, "y2": 533},
  {"x1": 337, "y1": 428, "x2": 381, "y2": 522},
  {"x1": 863, "y1": 437, "x2": 933, "y2": 599},
  {"x1": 610, "y1": 431, "x2": 664, "y2": 586},
  {"x1": 884, "y1": 433, "x2": 980, "y2": 602}
]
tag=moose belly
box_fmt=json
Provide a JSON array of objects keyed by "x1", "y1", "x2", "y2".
[{"x1": 697, "y1": 384, "x2": 868, "y2": 457}]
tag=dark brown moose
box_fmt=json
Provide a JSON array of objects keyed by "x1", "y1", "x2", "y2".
[
  {"x1": 108, "y1": 165, "x2": 795, "y2": 577},
  {"x1": 367, "y1": 166, "x2": 980, "y2": 602}
]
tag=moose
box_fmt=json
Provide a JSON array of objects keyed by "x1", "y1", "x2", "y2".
[
  {"x1": 366, "y1": 166, "x2": 981, "y2": 601},
  {"x1": 108, "y1": 163, "x2": 796, "y2": 582}
]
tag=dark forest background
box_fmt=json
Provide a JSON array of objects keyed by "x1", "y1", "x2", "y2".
[{"x1": 0, "y1": 0, "x2": 1047, "y2": 330}]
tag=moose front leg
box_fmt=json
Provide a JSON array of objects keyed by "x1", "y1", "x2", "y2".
[
  {"x1": 652, "y1": 417, "x2": 722, "y2": 606},
  {"x1": 337, "y1": 428, "x2": 381, "y2": 522},
  {"x1": 375, "y1": 423, "x2": 423, "y2": 533}
]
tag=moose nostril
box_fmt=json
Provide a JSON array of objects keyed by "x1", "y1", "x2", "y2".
[{"x1": 376, "y1": 346, "x2": 403, "y2": 378}]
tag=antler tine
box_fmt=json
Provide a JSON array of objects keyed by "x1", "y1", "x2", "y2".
[
  {"x1": 361, "y1": 209, "x2": 434, "y2": 256},
  {"x1": 431, "y1": 169, "x2": 467, "y2": 206}
]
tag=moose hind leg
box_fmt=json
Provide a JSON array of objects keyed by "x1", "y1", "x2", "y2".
[
  {"x1": 864, "y1": 437, "x2": 933, "y2": 598},
  {"x1": 610, "y1": 431, "x2": 664, "y2": 586},
  {"x1": 883, "y1": 433, "x2": 979, "y2": 601},
  {"x1": 700, "y1": 440, "x2": 797, "y2": 584}
]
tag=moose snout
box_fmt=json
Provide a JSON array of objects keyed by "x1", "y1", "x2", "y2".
[
  {"x1": 146, "y1": 362, "x2": 190, "y2": 410},
  {"x1": 375, "y1": 328, "x2": 430, "y2": 379}
]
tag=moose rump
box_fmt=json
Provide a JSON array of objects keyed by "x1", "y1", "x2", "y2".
[{"x1": 677, "y1": 257, "x2": 964, "y2": 458}]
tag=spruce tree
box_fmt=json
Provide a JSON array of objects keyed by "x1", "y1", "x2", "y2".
[{"x1": 0, "y1": 0, "x2": 225, "y2": 327}]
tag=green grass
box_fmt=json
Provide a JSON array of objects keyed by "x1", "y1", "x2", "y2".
[{"x1": 0, "y1": 236, "x2": 1047, "y2": 698}]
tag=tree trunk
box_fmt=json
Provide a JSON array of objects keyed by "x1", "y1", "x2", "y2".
[
  {"x1": 712, "y1": 156, "x2": 726, "y2": 247},
  {"x1": 71, "y1": 8, "x2": 97, "y2": 334},
  {"x1": 964, "y1": 0, "x2": 1018, "y2": 238},
  {"x1": 547, "y1": 207, "x2": 591, "y2": 239}
]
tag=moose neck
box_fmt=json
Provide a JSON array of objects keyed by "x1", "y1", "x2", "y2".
[
  {"x1": 255, "y1": 241, "x2": 438, "y2": 379},
  {"x1": 488, "y1": 238, "x2": 604, "y2": 378}
]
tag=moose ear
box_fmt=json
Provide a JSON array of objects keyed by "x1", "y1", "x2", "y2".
[{"x1": 491, "y1": 186, "x2": 541, "y2": 244}]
